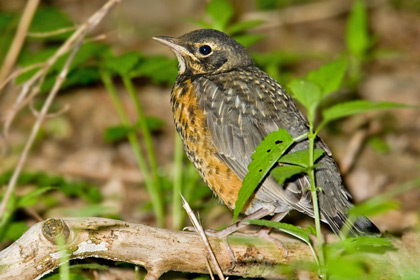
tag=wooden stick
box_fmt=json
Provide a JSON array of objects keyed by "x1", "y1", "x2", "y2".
[{"x1": 0, "y1": 217, "x2": 314, "y2": 280}]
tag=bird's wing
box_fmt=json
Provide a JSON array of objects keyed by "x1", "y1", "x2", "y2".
[
  {"x1": 193, "y1": 68, "x2": 354, "y2": 234},
  {"x1": 193, "y1": 69, "x2": 316, "y2": 212}
]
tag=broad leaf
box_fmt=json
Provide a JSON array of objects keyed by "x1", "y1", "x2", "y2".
[
  {"x1": 279, "y1": 148, "x2": 325, "y2": 167},
  {"x1": 17, "y1": 186, "x2": 56, "y2": 208},
  {"x1": 288, "y1": 79, "x2": 321, "y2": 124},
  {"x1": 234, "y1": 129, "x2": 294, "y2": 220},
  {"x1": 131, "y1": 56, "x2": 177, "y2": 83},
  {"x1": 206, "y1": 0, "x2": 233, "y2": 31},
  {"x1": 104, "y1": 52, "x2": 143, "y2": 76},
  {"x1": 227, "y1": 20, "x2": 264, "y2": 34},
  {"x1": 307, "y1": 59, "x2": 348, "y2": 97},
  {"x1": 322, "y1": 100, "x2": 410, "y2": 126},
  {"x1": 271, "y1": 165, "x2": 306, "y2": 185}
]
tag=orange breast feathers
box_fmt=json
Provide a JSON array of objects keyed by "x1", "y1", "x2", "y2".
[{"x1": 171, "y1": 80, "x2": 244, "y2": 210}]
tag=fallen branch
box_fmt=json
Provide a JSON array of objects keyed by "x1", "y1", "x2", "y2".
[{"x1": 0, "y1": 217, "x2": 314, "y2": 280}]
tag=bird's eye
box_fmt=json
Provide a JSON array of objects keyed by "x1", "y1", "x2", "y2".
[{"x1": 199, "y1": 45, "x2": 212, "y2": 55}]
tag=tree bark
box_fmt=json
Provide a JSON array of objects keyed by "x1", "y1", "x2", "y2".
[{"x1": 0, "y1": 217, "x2": 316, "y2": 279}]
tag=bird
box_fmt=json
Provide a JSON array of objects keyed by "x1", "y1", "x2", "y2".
[{"x1": 153, "y1": 29, "x2": 380, "y2": 237}]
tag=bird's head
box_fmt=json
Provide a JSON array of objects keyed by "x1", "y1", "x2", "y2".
[{"x1": 153, "y1": 29, "x2": 254, "y2": 75}]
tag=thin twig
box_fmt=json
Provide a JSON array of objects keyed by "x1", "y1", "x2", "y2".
[
  {"x1": 27, "y1": 26, "x2": 77, "y2": 38},
  {"x1": 181, "y1": 195, "x2": 226, "y2": 280},
  {"x1": 1, "y1": 0, "x2": 121, "y2": 138},
  {"x1": 0, "y1": 0, "x2": 122, "y2": 220},
  {"x1": 0, "y1": 41, "x2": 82, "y2": 220},
  {"x1": 0, "y1": 0, "x2": 40, "y2": 90}
]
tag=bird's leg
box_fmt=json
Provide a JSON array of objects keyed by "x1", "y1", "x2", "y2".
[
  {"x1": 251, "y1": 212, "x2": 289, "y2": 257},
  {"x1": 206, "y1": 207, "x2": 275, "y2": 237},
  {"x1": 183, "y1": 207, "x2": 275, "y2": 271}
]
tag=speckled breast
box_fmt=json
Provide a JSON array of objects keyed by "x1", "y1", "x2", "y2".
[{"x1": 171, "y1": 77, "x2": 244, "y2": 210}]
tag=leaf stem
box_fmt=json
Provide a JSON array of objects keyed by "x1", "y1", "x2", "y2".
[{"x1": 308, "y1": 125, "x2": 326, "y2": 274}]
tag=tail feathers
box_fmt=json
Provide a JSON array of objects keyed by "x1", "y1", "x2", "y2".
[
  {"x1": 352, "y1": 216, "x2": 381, "y2": 236},
  {"x1": 325, "y1": 213, "x2": 381, "y2": 237}
]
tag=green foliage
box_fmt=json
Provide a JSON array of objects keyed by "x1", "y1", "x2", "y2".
[
  {"x1": 288, "y1": 80, "x2": 321, "y2": 125},
  {"x1": 238, "y1": 56, "x2": 411, "y2": 275},
  {"x1": 103, "y1": 52, "x2": 177, "y2": 84},
  {"x1": 306, "y1": 59, "x2": 348, "y2": 98},
  {"x1": 345, "y1": 0, "x2": 372, "y2": 84},
  {"x1": 195, "y1": 0, "x2": 264, "y2": 47},
  {"x1": 289, "y1": 59, "x2": 349, "y2": 124},
  {"x1": 249, "y1": 219, "x2": 318, "y2": 263},
  {"x1": 17, "y1": 42, "x2": 110, "y2": 92},
  {"x1": 29, "y1": 7, "x2": 73, "y2": 40},
  {"x1": 234, "y1": 129, "x2": 294, "y2": 220},
  {"x1": 319, "y1": 100, "x2": 411, "y2": 131},
  {"x1": 256, "y1": 0, "x2": 313, "y2": 10},
  {"x1": 206, "y1": 0, "x2": 234, "y2": 31},
  {"x1": 346, "y1": 0, "x2": 369, "y2": 58},
  {"x1": 103, "y1": 117, "x2": 165, "y2": 143},
  {"x1": 1, "y1": 221, "x2": 28, "y2": 243},
  {"x1": 368, "y1": 136, "x2": 390, "y2": 154},
  {"x1": 271, "y1": 165, "x2": 307, "y2": 186},
  {"x1": 130, "y1": 55, "x2": 178, "y2": 84},
  {"x1": 0, "y1": 171, "x2": 102, "y2": 203},
  {"x1": 279, "y1": 149, "x2": 324, "y2": 167}
]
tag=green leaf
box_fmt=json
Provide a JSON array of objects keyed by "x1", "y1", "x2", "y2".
[
  {"x1": 288, "y1": 79, "x2": 321, "y2": 124},
  {"x1": 206, "y1": 0, "x2": 234, "y2": 31},
  {"x1": 233, "y1": 34, "x2": 264, "y2": 47},
  {"x1": 248, "y1": 219, "x2": 319, "y2": 264},
  {"x1": 103, "y1": 125, "x2": 131, "y2": 143},
  {"x1": 271, "y1": 165, "x2": 306, "y2": 185},
  {"x1": 1, "y1": 221, "x2": 28, "y2": 242},
  {"x1": 349, "y1": 200, "x2": 399, "y2": 217},
  {"x1": 17, "y1": 186, "x2": 56, "y2": 208},
  {"x1": 104, "y1": 52, "x2": 143, "y2": 76},
  {"x1": 29, "y1": 7, "x2": 73, "y2": 41},
  {"x1": 368, "y1": 136, "x2": 390, "y2": 154},
  {"x1": 322, "y1": 100, "x2": 411, "y2": 125},
  {"x1": 234, "y1": 129, "x2": 294, "y2": 220},
  {"x1": 341, "y1": 236, "x2": 393, "y2": 250},
  {"x1": 279, "y1": 148, "x2": 324, "y2": 167},
  {"x1": 306, "y1": 59, "x2": 348, "y2": 97},
  {"x1": 346, "y1": 0, "x2": 369, "y2": 57},
  {"x1": 188, "y1": 18, "x2": 214, "y2": 29},
  {"x1": 227, "y1": 20, "x2": 264, "y2": 34},
  {"x1": 326, "y1": 258, "x2": 365, "y2": 278},
  {"x1": 104, "y1": 117, "x2": 166, "y2": 143},
  {"x1": 131, "y1": 55, "x2": 178, "y2": 83}
]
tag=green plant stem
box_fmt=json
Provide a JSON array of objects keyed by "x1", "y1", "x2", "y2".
[
  {"x1": 122, "y1": 75, "x2": 161, "y2": 188},
  {"x1": 101, "y1": 71, "x2": 165, "y2": 227},
  {"x1": 172, "y1": 133, "x2": 184, "y2": 230},
  {"x1": 307, "y1": 126, "x2": 326, "y2": 274}
]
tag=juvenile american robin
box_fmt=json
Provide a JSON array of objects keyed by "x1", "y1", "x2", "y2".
[{"x1": 154, "y1": 29, "x2": 379, "y2": 236}]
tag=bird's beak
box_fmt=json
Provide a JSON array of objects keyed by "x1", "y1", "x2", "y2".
[{"x1": 153, "y1": 36, "x2": 198, "y2": 61}]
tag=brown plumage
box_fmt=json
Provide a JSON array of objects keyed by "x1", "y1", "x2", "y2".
[{"x1": 154, "y1": 29, "x2": 379, "y2": 236}]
